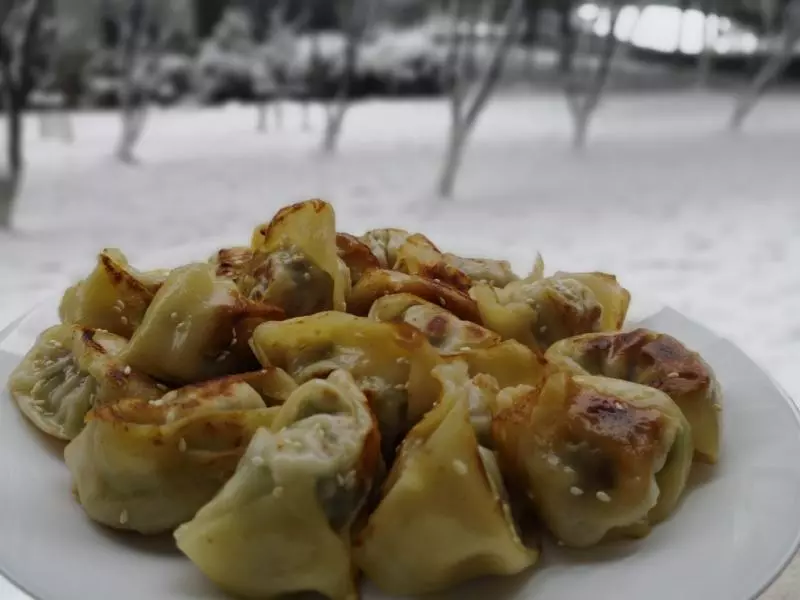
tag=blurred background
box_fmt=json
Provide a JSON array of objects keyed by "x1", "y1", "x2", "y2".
[{"x1": 0, "y1": 0, "x2": 798, "y2": 403}]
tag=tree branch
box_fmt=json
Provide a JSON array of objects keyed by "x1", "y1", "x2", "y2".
[{"x1": 462, "y1": 0, "x2": 525, "y2": 129}]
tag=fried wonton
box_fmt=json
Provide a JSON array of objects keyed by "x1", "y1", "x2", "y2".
[
  {"x1": 124, "y1": 263, "x2": 284, "y2": 385},
  {"x1": 493, "y1": 372, "x2": 693, "y2": 547},
  {"x1": 65, "y1": 370, "x2": 292, "y2": 533},
  {"x1": 546, "y1": 329, "x2": 721, "y2": 463},
  {"x1": 8, "y1": 324, "x2": 162, "y2": 440},
  {"x1": 175, "y1": 370, "x2": 380, "y2": 600},
  {"x1": 59, "y1": 249, "x2": 167, "y2": 338}
]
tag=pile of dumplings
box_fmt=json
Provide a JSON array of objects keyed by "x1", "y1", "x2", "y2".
[{"x1": 7, "y1": 199, "x2": 722, "y2": 599}]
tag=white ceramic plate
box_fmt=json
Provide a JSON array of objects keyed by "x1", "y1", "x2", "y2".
[{"x1": 1, "y1": 296, "x2": 800, "y2": 600}]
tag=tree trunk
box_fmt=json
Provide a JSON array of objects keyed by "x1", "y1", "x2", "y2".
[
  {"x1": 438, "y1": 125, "x2": 467, "y2": 198},
  {"x1": 257, "y1": 103, "x2": 268, "y2": 132},
  {"x1": 301, "y1": 99, "x2": 311, "y2": 131},
  {"x1": 695, "y1": 0, "x2": 717, "y2": 88},
  {"x1": 0, "y1": 91, "x2": 22, "y2": 228},
  {"x1": 730, "y1": 20, "x2": 800, "y2": 130},
  {"x1": 571, "y1": 105, "x2": 590, "y2": 149},
  {"x1": 117, "y1": 106, "x2": 147, "y2": 163},
  {"x1": 322, "y1": 104, "x2": 347, "y2": 153}
]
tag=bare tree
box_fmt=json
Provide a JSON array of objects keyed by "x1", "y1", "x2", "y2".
[
  {"x1": 0, "y1": 0, "x2": 42, "y2": 228},
  {"x1": 729, "y1": 1, "x2": 800, "y2": 130},
  {"x1": 560, "y1": 1, "x2": 623, "y2": 149},
  {"x1": 116, "y1": 0, "x2": 152, "y2": 164},
  {"x1": 437, "y1": 0, "x2": 525, "y2": 198},
  {"x1": 320, "y1": 0, "x2": 373, "y2": 154},
  {"x1": 256, "y1": 0, "x2": 308, "y2": 133}
]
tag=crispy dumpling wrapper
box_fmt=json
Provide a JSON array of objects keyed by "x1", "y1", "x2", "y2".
[
  {"x1": 368, "y1": 293, "x2": 500, "y2": 354},
  {"x1": 546, "y1": 328, "x2": 721, "y2": 463},
  {"x1": 369, "y1": 293, "x2": 547, "y2": 390},
  {"x1": 336, "y1": 232, "x2": 380, "y2": 285},
  {"x1": 393, "y1": 234, "x2": 472, "y2": 292},
  {"x1": 493, "y1": 373, "x2": 693, "y2": 548},
  {"x1": 250, "y1": 311, "x2": 442, "y2": 454},
  {"x1": 209, "y1": 246, "x2": 253, "y2": 283},
  {"x1": 246, "y1": 199, "x2": 348, "y2": 315},
  {"x1": 442, "y1": 252, "x2": 519, "y2": 287},
  {"x1": 64, "y1": 370, "x2": 292, "y2": 534},
  {"x1": 353, "y1": 366, "x2": 537, "y2": 595},
  {"x1": 59, "y1": 249, "x2": 166, "y2": 338},
  {"x1": 124, "y1": 263, "x2": 284, "y2": 385},
  {"x1": 175, "y1": 370, "x2": 380, "y2": 600},
  {"x1": 8, "y1": 324, "x2": 162, "y2": 440},
  {"x1": 551, "y1": 271, "x2": 631, "y2": 331},
  {"x1": 358, "y1": 227, "x2": 414, "y2": 269},
  {"x1": 349, "y1": 268, "x2": 482, "y2": 324},
  {"x1": 471, "y1": 276, "x2": 604, "y2": 351}
]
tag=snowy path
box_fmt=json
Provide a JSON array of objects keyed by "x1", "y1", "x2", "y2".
[{"x1": 0, "y1": 92, "x2": 799, "y2": 597}]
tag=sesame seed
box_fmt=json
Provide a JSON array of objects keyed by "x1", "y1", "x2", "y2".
[
  {"x1": 459, "y1": 346, "x2": 471, "y2": 351},
  {"x1": 120, "y1": 316, "x2": 129, "y2": 325},
  {"x1": 667, "y1": 372, "x2": 680, "y2": 378},
  {"x1": 713, "y1": 403, "x2": 722, "y2": 412},
  {"x1": 49, "y1": 341, "x2": 62, "y2": 348},
  {"x1": 396, "y1": 357, "x2": 408, "y2": 364},
  {"x1": 394, "y1": 383, "x2": 406, "y2": 390},
  {"x1": 438, "y1": 297, "x2": 446, "y2": 306},
  {"x1": 547, "y1": 454, "x2": 560, "y2": 466},
  {"x1": 272, "y1": 486, "x2": 284, "y2": 498},
  {"x1": 596, "y1": 491, "x2": 611, "y2": 502},
  {"x1": 178, "y1": 438, "x2": 187, "y2": 452},
  {"x1": 119, "y1": 509, "x2": 129, "y2": 524},
  {"x1": 539, "y1": 325, "x2": 548, "y2": 333},
  {"x1": 563, "y1": 465, "x2": 575, "y2": 474},
  {"x1": 614, "y1": 401, "x2": 624, "y2": 410},
  {"x1": 170, "y1": 312, "x2": 178, "y2": 321},
  {"x1": 123, "y1": 365, "x2": 131, "y2": 376},
  {"x1": 452, "y1": 459, "x2": 468, "y2": 475},
  {"x1": 156, "y1": 383, "x2": 168, "y2": 391},
  {"x1": 215, "y1": 351, "x2": 230, "y2": 362},
  {"x1": 303, "y1": 273, "x2": 311, "y2": 281},
  {"x1": 251, "y1": 456, "x2": 265, "y2": 467},
  {"x1": 556, "y1": 540, "x2": 565, "y2": 547},
  {"x1": 569, "y1": 486, "x2": 584, "y2": 496}
]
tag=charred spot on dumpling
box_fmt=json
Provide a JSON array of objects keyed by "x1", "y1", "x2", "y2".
[
  {"x1": 567, "y1": 390, "x2": 665, "y2": 459},
  {"x1": 640, "y1": 335, "x2": 710, "y2": 396},
  {"x1": 211, "y1": 247, "x2": 254, "y2": 281},
  {"x1": 247, "y1": 249, "x2": 335, "y2": 318},
  {"x1": 348, "y1": 269, "x2": 482, "y2": 324},
  {"x1": 336, "y1": 233, "x2": 381, "y2": 284}
]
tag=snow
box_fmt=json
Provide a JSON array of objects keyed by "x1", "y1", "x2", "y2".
[
  {"x1": 3, "y1": 91, "x2": 800, "y2": 404},
  {"x1": 1, "y1": 90, "x2": 799, "y2": 595}
]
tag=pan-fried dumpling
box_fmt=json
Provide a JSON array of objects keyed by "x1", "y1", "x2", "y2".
[
  {"x1": 250, "y1": 311, "x2": 441, "y2": 454},
  {"x1": 209, "y1": 246, "x2": 253, "y2": 283},
  {"x1": 546, "y1": 329, "x2": 721, "y2": 463},
  {"x1": 64, "y1": 369, "x2": 293, "y2": 534},
  {"x1": 8, "y1": 324, "x2": 163, "y2": 440},
  {"x1": 442, "y1": 252, "x2": 519, "y2": 287},
  {"x1": 551, "y1": 271, "x2": 631, "y2": 331},
  {"x1": 470, "y1": 276, "x2": 604, "y2": 351},
  {"x1": 359, "y1": 227, "x2": 414, "y2": 268},
  {"x1": 349, "y1": 268, "x2": 482, "y2": 323},
  {"x1": 393, "y1": 234, "x2": 472, "y2": 292},
  {"x1": 175, "y1": 370, "x2": 380, "y2": 600},
  {"x1": 492, "y1": 373, "x2": 693, "y2": 547},
  {"x1": 368, "y1": 293, "x2": 500, "y2": 354},
  {"x1": 244, "y1": 199, "x2": 348, "y2": 316},
  {"x1": 369, "y1": 293, "x2": 547, "y2": 389},
  {"x1": 353, "y1": 368, "x2": 537, "y2": 595},
  {"x1": 336, "y1": 233, "x2": 380, "y2": 284},
  {"x1": 59, "y1": 249, "x2": 167, "y2": 338},
  {"x1": 449, "y1": 339, "x2": 549, "y2": 390},
  {"x1": 124, "y1": 263, "x2": 284, "y2": 385}
]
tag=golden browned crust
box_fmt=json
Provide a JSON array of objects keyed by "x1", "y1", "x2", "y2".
[
  {"x1": 348, "y1": 269, "x2": 482, "y2": 324},
  {"x1": 336, "y1": 233, "x2": 381, "y2": 283},
  {"x1": 251, "y1": 199, "x2": 330, "y2": 249}
]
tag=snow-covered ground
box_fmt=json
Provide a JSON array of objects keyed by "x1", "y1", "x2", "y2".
[
  {"x1": 3, "y1": 91, "x2": 800, "y2": 405},
  {"x1": 1, "y1": 91, "x2": 800, "y2": 597}
]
